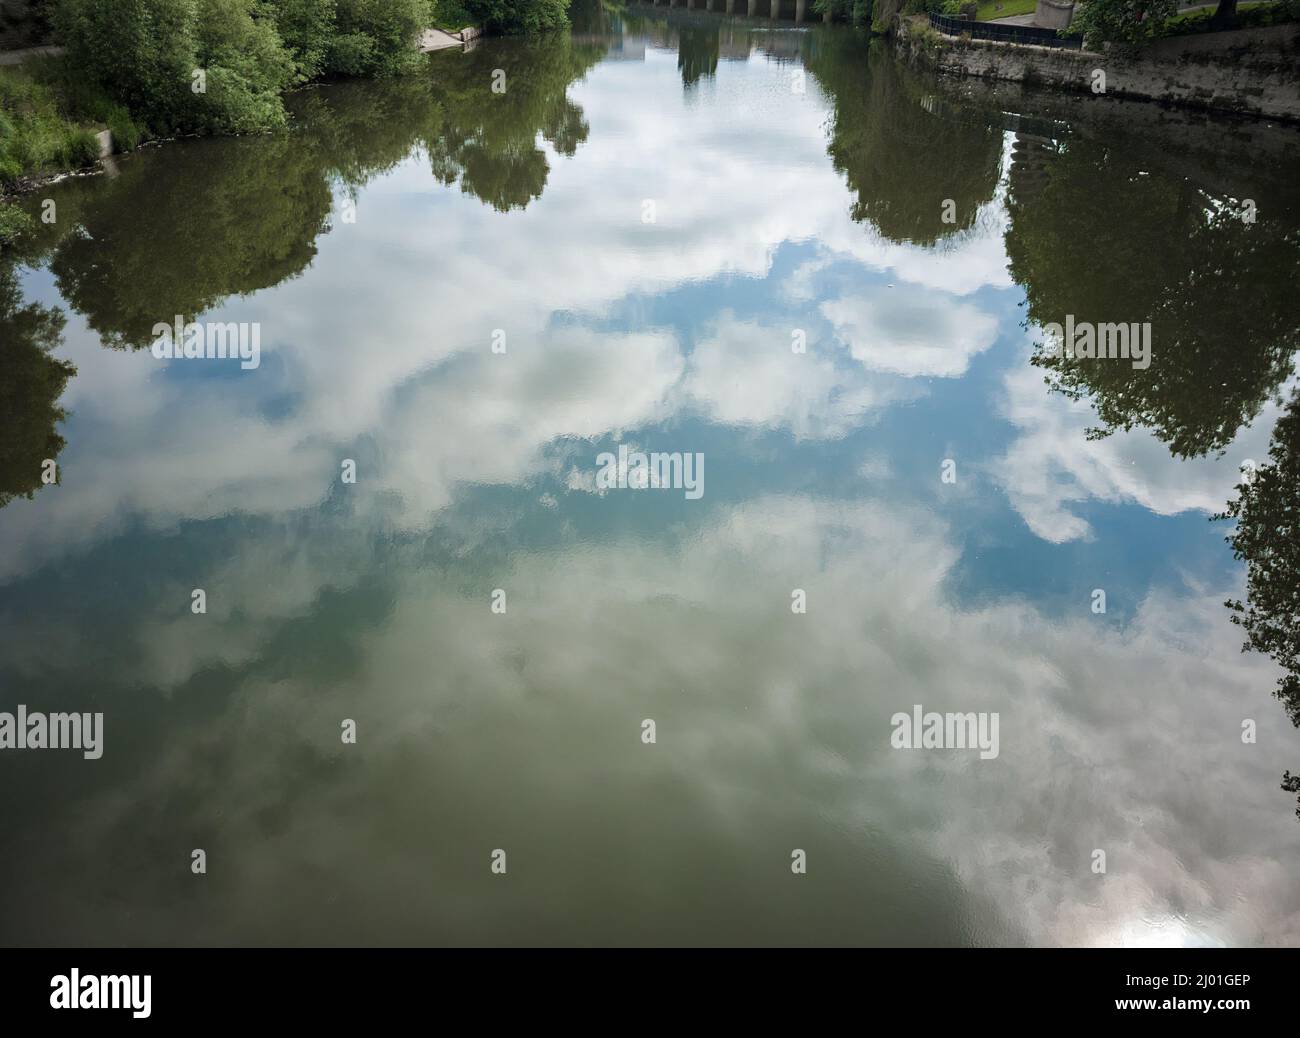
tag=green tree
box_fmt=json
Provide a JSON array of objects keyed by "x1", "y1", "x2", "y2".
[
  {"x1": 460, "y1": 0, "x2": 571, "y2": 35},
  {"x1": 53, "y1": 0, "x2": 295, "y2": 134},
  {"x1": 270, "y1": 0, "x2": 338, "y2": 82},
  {"x1": 1071, "y1": 0, "x2": 1178, "y2": 51},
  {"x1": 330, "y1": 0, "x2": 432, "y2": 76}
]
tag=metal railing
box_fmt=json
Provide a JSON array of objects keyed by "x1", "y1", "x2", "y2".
[{"x1": 928, "y1": 12, "x2": 1085, "y2": 49}]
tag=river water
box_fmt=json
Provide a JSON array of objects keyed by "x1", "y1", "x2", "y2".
[{"x1": 1, "y1": 7, "x2": 1298, "y2": 946}]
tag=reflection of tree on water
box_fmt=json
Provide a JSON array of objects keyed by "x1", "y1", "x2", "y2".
[
  {"x1": 1006, "y1": 135, "x2": 1300, "y2": 459},
  {"x1": 0, "y1": 261, "x2": 74, "y2": 510},
  {"x1": 677, "y1": 25, "x2": 720, "y2": 88},
  {"x1": 1005, "y1": 124, "x2": 1300, "y2": 816},
  {"x1": 424, "y1": 37, "x2": 606, "y2": 212},
  {"x1": 568, "y1": 0, "x2": 618, "y2": 33},
  {"x1": 38, "y1": 136, "x2": 333, "y2": 350},
  {"x1": 0, "y1": 37, "x2": 608, "y2": 510},
  {"x1": 8, "y1": 37, "x2": 606, "y2": 353},
  {"x1": 805, "y1": 36, "x2": 1002, "y2": 246},
  {"x1": 1222, "y1": 390, "x2": 1300, "y2": 817}
]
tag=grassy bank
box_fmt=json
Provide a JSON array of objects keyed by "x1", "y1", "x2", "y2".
[
  {"x1": 0, "y1": 0, "x2": 559, "y2": 178},
  {"x1": 0, "y1": 56, "x2": 148, "y2": 242},
  {"x1": 0, "y1": 64, "x2": 100, "y2": 186},
  {"x1": 0, "y1": 0, "x2": 517, "y2": 242},
  {"x1": 975, "y1": 0, "x2": 1034, "y2": 20}
]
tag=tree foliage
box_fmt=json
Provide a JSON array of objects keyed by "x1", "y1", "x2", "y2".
[
  {"x1": 51, "y1": 0, "x2": 436, "y2": 136},
  {"x1": 1071, "y1": 0, "x2": 1178, "y2": 51},
  {"x1": 271, "y1": 0, "x2": 339, "y2": 81},
  {"x1": 331, "y1": 0, "x2": 433, "y2": 76},
  {"x1": 459, "y1": 0, "x2": 570, "y2": 35},
  {"x1": 53, "y1": 0, "x2": 295, "y2": 134}
]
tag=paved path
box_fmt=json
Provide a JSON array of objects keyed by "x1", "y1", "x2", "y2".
[{"x1": 0, "y1": 45, "x2": 65, "y2": 66}]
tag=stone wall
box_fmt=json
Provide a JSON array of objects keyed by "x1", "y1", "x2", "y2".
[
  {"x1": 899, "y1": 17, "x2": 1300, "y2": 122},
  {"x1": 922, "y1": 66, "x2": 1300, "y2": 203}
]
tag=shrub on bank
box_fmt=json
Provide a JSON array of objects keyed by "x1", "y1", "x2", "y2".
[
  {"x1": 332, "y1": 0, "x2": 433, "y2": 76},
  {"x1": 1071, "y1": 0, "x2": 1178, "y2": 50},
  {"x1": 432, "y1": 0, "x2": 476, "y2": 30},
  {"x1": 53, "y1": 0, "x2": 295, "y2": 135},
  {"x1": 50, "y1": 0, "x2": 434, "y2": 136},
  {"x1": 269, "y1": 0, "x2": 339, "y2": 82},
  {"x1": 460, "y1": 0, "x2": 570, "y2": 35},
  {"x1": 12, "y1": 0, "x2": 570, "y2": 191},
  {"x1": 269, "y1": 0, "x2": 434, "y2": 79}
]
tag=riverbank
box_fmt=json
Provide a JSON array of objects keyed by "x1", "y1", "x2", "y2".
[
  {"x1": 0, "y1": 15, "x2": 482, "y2": 240},
  {"x1": 0, "y1": 53, "x2": 135, "y2": 241},
  {"x1": 896, "y1": 14, "x2": 1300, "y2": 122}
]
